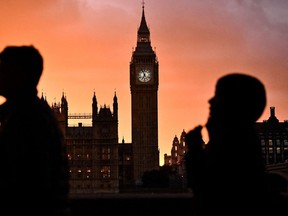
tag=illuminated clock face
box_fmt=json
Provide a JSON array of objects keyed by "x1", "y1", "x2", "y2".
[{"x1": 138, "y1": 68, "x2": 151, "y2": 82}]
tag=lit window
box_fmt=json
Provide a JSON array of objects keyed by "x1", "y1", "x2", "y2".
[
  {"x1": 268, "y1": 147, "x2": 273, "y2": 154},
  {"x1": 101, "y1": 166, "x2": 111, "y2": 178}
]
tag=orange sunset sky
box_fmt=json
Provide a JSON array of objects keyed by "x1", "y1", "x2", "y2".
[{"x1": 1, "y1": 0, "x2": 288, "y2": 165}]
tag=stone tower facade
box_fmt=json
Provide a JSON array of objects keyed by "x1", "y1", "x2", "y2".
[{"x1": 129, "y1": 5, "x2": 160, "y2": 183}]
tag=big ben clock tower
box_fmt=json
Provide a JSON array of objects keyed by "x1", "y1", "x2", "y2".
[{"x1": 130, "y1": 3, "x2": 159, "y2": 183}]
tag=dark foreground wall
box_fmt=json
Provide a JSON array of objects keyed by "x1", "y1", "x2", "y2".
[{"x1": 69, "y1": 192, "x2": 195, "y2": 216}]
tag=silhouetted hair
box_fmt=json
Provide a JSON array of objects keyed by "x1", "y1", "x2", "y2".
[
  {"x1": 0, "y1": 45, "x2": 43, "y2": 86},
  {"x1": 216, "y1": 73, "x2": 266, "y2": 123}
]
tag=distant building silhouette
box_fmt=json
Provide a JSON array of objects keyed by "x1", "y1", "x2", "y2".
[
  {"x1": 164, "y1": 130, "x2": 186, "y2": 167},
  {"x1": 164, "y1": 130, "x2": 187, "y2": 188},
  {"x1": 255, "y1": 106, "x2": 288, "y2": 164},
  {"x1": 164, "y1": 106, "x2": 288, "y2": 184}
]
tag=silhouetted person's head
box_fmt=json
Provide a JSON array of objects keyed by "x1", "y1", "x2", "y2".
[
  {"x1": 207, "y1": 73, "x2": 266, "y2": 128},
  {"x1": 0, "y1": 45, "x2": 43, "y2": 98}
]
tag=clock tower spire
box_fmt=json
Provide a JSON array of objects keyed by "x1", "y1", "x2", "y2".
[
  {"x1": 138, "y1": 2, "x2": 150, "y2": 43},
  {"x1": 130, "y1": 3, "x2": 159, "y2": 184}
]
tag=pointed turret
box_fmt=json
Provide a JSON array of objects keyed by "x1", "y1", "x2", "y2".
[
  {"x1": 40, "y1": 91, "x2": 47, "y2": 103},
  {"x1": 113, "y1": 90, "x2": 118, "y2": 119},
  {"x1": 92, "y1": 91, "x2": 98, "y2": 125},
  {"x1": 60, "y1": 92, "x2": 68, "y2": 127},
  {"x1": 61, "y1": 92, "x2": 68, "y2": 116}
]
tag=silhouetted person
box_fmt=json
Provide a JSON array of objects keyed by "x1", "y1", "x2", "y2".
[
  {"x1": 0, "y1": 45, "x2": 70, "y2": 215},
  {"x1": 185, "y1": 73, "x2": 286, "y2": 216}
]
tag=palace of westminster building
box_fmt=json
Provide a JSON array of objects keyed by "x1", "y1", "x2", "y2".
[
  {"x1": 45, "y1": 5, "x2": 160, "y2": 194},
  {"x1": 43, "y1": 5, "x2": 288, "y2": 194}
]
